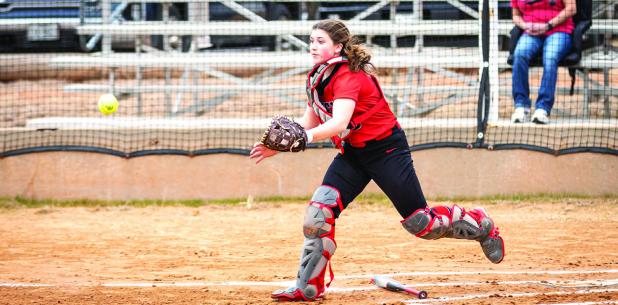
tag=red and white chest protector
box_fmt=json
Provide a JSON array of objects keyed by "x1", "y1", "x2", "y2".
[{"x1": 306, "y1": 56, "x2": 390, "y2": 148}]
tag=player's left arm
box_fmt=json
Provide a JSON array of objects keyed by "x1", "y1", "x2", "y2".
[
  {"x1": 299, "y1": 106, "x2": 320, "y2": 130},
  {"x1": 249, "y1": 106, "x2": 323, "y2": 164},
  {"x1": 305, "y1": 98, "x2": 355, "y2": 143},
  {"x1": 249, "y1": 100, "x2": 354, "y2": 164}
]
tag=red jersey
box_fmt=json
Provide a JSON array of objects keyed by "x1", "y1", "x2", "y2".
[{"x1": 315, "y1": 64, "x2": 397, "y2": 148}]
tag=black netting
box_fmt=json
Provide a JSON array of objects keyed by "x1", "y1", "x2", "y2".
[{"x1": 1, "y1": 0, "x2": 616, "y2": 157}]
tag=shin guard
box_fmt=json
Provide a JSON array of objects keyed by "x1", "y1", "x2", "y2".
[
  {"x1": 272, "y1": 185, "x2": 343, "y2": 301},
  {"x1": 401, "y1": 205, "x2": 505, "y2": 264}
]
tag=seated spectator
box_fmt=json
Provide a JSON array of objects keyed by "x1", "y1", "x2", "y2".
[{"x1": 510, "y1": 0, "x2": 576, "y2": 124}]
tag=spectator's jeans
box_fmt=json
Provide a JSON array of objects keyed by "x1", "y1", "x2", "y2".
[{"x1": 512, "y1": 32, "x2": 572, "y2": 114}]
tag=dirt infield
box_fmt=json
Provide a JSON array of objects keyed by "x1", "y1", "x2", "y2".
[{"x1": 0, "y1": 197, "x2": 617, "y2": 305}]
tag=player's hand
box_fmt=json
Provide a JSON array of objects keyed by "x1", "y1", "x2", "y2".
[{"x1": 249, "y1": 142, "x2": 278, "y2": 164}]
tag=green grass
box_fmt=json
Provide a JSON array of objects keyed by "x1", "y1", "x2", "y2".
[
  {"x1": 0, "y1": 196, "x2": 206, "y2": 209},
  {"x1": 354, "y1": 192, "x2": 618, "y2": 207},
  {"x1": 0, "y1": 193, "x2": 615, "y2": 209},
  {"x1": 431, "y1": 193, "x2": 618, "y2": 203},
  {"x1": 0, "y1": 195, "x2": 311, "y2": 209}
]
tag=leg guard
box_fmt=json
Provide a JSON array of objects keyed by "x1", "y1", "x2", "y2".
[
  {"x1": 401, "y1": 205, "x2": 505, "y2": 264},
  {"x1": 272, "y1": 186, "x2": 342, "y2": 302}
]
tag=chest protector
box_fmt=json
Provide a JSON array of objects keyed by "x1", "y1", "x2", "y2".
[{"x1": 306, "y1": 56, "x2": 387, "y2": 148}]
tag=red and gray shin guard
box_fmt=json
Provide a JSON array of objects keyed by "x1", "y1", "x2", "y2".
[
  {"x1": 271, "y1": 186, "x2": 343, "y2": 302},
  {"x1": 401, "y1": 205, "x2": 505, "y2": 264}
]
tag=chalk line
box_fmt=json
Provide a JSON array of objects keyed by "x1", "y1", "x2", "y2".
[{"x1": 0, "y1": 269, "x2": 616, "y2": 289}]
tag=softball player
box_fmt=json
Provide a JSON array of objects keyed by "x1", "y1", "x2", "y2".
[{"x1": 250, "y1": 19, "x2": 505, "y2": 302}]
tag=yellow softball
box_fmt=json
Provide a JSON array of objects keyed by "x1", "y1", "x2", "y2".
[{"x1": 98, "y1": 93, "x2": 119, "y2": 115}]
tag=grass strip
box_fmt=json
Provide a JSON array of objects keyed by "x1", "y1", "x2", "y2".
[{"x1": 0, "y1": 193, "x2": 615, "y2": 209}]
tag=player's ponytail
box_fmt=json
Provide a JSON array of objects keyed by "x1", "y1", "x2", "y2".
[
  {"x1": 343, "y1": 35, "x2": 375, "y2": 75},
  {"x1": 312, "y1": 19, "x2": 376, "y2": 75}
]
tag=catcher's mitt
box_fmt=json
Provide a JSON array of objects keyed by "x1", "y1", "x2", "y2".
[{"x1": 260, "y1": 116, "x2": 308, "y2": 152}]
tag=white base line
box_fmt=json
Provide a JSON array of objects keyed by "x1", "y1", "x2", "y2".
[
  {"x1": 0, "y1": 269, "x2": 616, "y2": 289},
  {"x1": 327, "y1": 278, "x2": 618, "y2": 293},
  {"x1": 538, "y1": 301, "x2": 618, "y2": 305},
  {"x1": 403, "y1": 288, "x2": 618, "y2": 304},
  {"x1": 0, "y1": 283, "x2": 53, "y2": 288},
  {"x1": 101, "y1": 281, "x2": 296, "y2": 288},
  {"x1": 338, "y1": 269, "x2": 618, "y2": 280},
  {"x1": 538, "y1": 302, "x2": 618, "y2": 305},
  {"x1": 4, "y1": 278, "x2": 615, "y2": 291}
]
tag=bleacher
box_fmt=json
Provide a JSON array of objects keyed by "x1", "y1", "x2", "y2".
[{"x1": 47, "y1": 0, "x2": 495, "y2": 121}]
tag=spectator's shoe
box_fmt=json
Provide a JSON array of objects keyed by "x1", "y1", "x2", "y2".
[
  {"x1": 511, "y1": 107, "x2": 530, "y2": 123},
  {"x1": 532, "y1": 109, "x2": 549, "y2": 124}
]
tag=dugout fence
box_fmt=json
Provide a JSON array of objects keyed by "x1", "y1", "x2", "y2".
[{"x1": 0, "y1": 0, "x2": 616, "y2": 157}]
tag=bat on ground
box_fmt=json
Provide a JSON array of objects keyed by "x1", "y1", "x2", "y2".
[{"x1": 370, "y1": 276, "x2": 428, "y2": 299}]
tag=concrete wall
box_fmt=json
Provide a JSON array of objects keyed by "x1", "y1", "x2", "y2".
[{"x1": 1, "y1": 149, "x2": 616, "y2": 200}]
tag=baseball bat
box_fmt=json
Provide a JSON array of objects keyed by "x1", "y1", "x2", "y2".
[{"x1": 370, "y1": 276, "x2": 428, "y2": 299}]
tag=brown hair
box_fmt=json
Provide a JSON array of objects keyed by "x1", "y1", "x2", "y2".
[{"x1": 312, "y1": 19, "x2": 376, "y2": 75}]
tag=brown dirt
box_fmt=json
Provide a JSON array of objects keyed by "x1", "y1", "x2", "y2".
[{"x1": 0, "y1": 198, "x2": 617, "y2": 305}]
